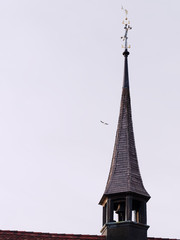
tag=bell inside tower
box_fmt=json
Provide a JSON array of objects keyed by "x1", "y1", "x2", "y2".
[{"x1": 115, "y1": 201, "x2": 125, "y2": 222}]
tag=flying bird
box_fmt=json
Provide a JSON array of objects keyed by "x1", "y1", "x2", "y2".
[{"x1": 100, "y1": 120, "x2": 109, "y2": 125}]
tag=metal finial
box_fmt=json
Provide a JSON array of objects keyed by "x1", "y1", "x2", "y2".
[{"x1": 121, "y1": 6, "x2": 132, "y2": 51}]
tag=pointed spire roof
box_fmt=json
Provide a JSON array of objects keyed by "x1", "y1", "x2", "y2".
[{"x1": 100, "y1": 50, "x2": 150, "y2": 204}]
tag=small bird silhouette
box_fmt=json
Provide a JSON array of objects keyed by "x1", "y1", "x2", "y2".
[{"x1": 100, "y1": 120, "x2": 109, "y2": 125}]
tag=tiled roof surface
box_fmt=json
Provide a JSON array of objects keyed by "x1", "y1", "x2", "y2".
[
  {"x1": 0, "y1": 231, "x2": 178, "y2": 240},
  {"x1": 101, "y1": 51, "x2": 150, "y2": 200},
  {"x1": 0, "y1": 230, "x2": 105, "y2": 240}
]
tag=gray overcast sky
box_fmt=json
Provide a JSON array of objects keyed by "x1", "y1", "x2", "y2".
[{"x1": 0, "y1": 0, "x2": 180, "y2": 239}]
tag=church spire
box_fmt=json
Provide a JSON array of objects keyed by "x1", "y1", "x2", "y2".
[
  {"x1": 100, "y1": 10, "x2": 149, "y2": 204},
  {"x1": 100, "y1": 48, "x2": 150, "y2": 200},
  {"x1": 99, "y1": 10, "x2": 150, "y2": 240}
]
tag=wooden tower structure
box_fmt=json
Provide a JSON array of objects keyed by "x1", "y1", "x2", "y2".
[{"x1": 99, "y1": 10, "x2": 150, "y2": 240}]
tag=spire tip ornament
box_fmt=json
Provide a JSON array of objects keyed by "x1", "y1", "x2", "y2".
[{"x1": 121, "y1": 6, "x2": 132, "y2": 52}]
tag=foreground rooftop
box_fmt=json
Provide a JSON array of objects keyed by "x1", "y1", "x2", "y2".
[{"x1": 0, "y1": 230, "x2": 178, "y2": 240}]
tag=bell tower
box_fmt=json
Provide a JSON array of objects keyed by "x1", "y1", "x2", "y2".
[{"x1": 99, "y1": 9, "x2": 150, "y2": 240}]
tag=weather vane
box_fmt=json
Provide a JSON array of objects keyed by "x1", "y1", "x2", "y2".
[{"x1": 121, "y1": 6, "x2": 132, "y2": 50}]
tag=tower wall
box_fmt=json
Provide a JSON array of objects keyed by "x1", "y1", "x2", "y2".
[{"x1": 101, "y1": 222, "x2": 149, "y2": 240}]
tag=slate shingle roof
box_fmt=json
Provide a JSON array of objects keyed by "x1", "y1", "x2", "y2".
[
  {"x1": 101, "y1": 50, "x2": 150, "y2": 201},
  {"x1": 0, "y1": 230, "x2": 178, "y2": 240}
]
